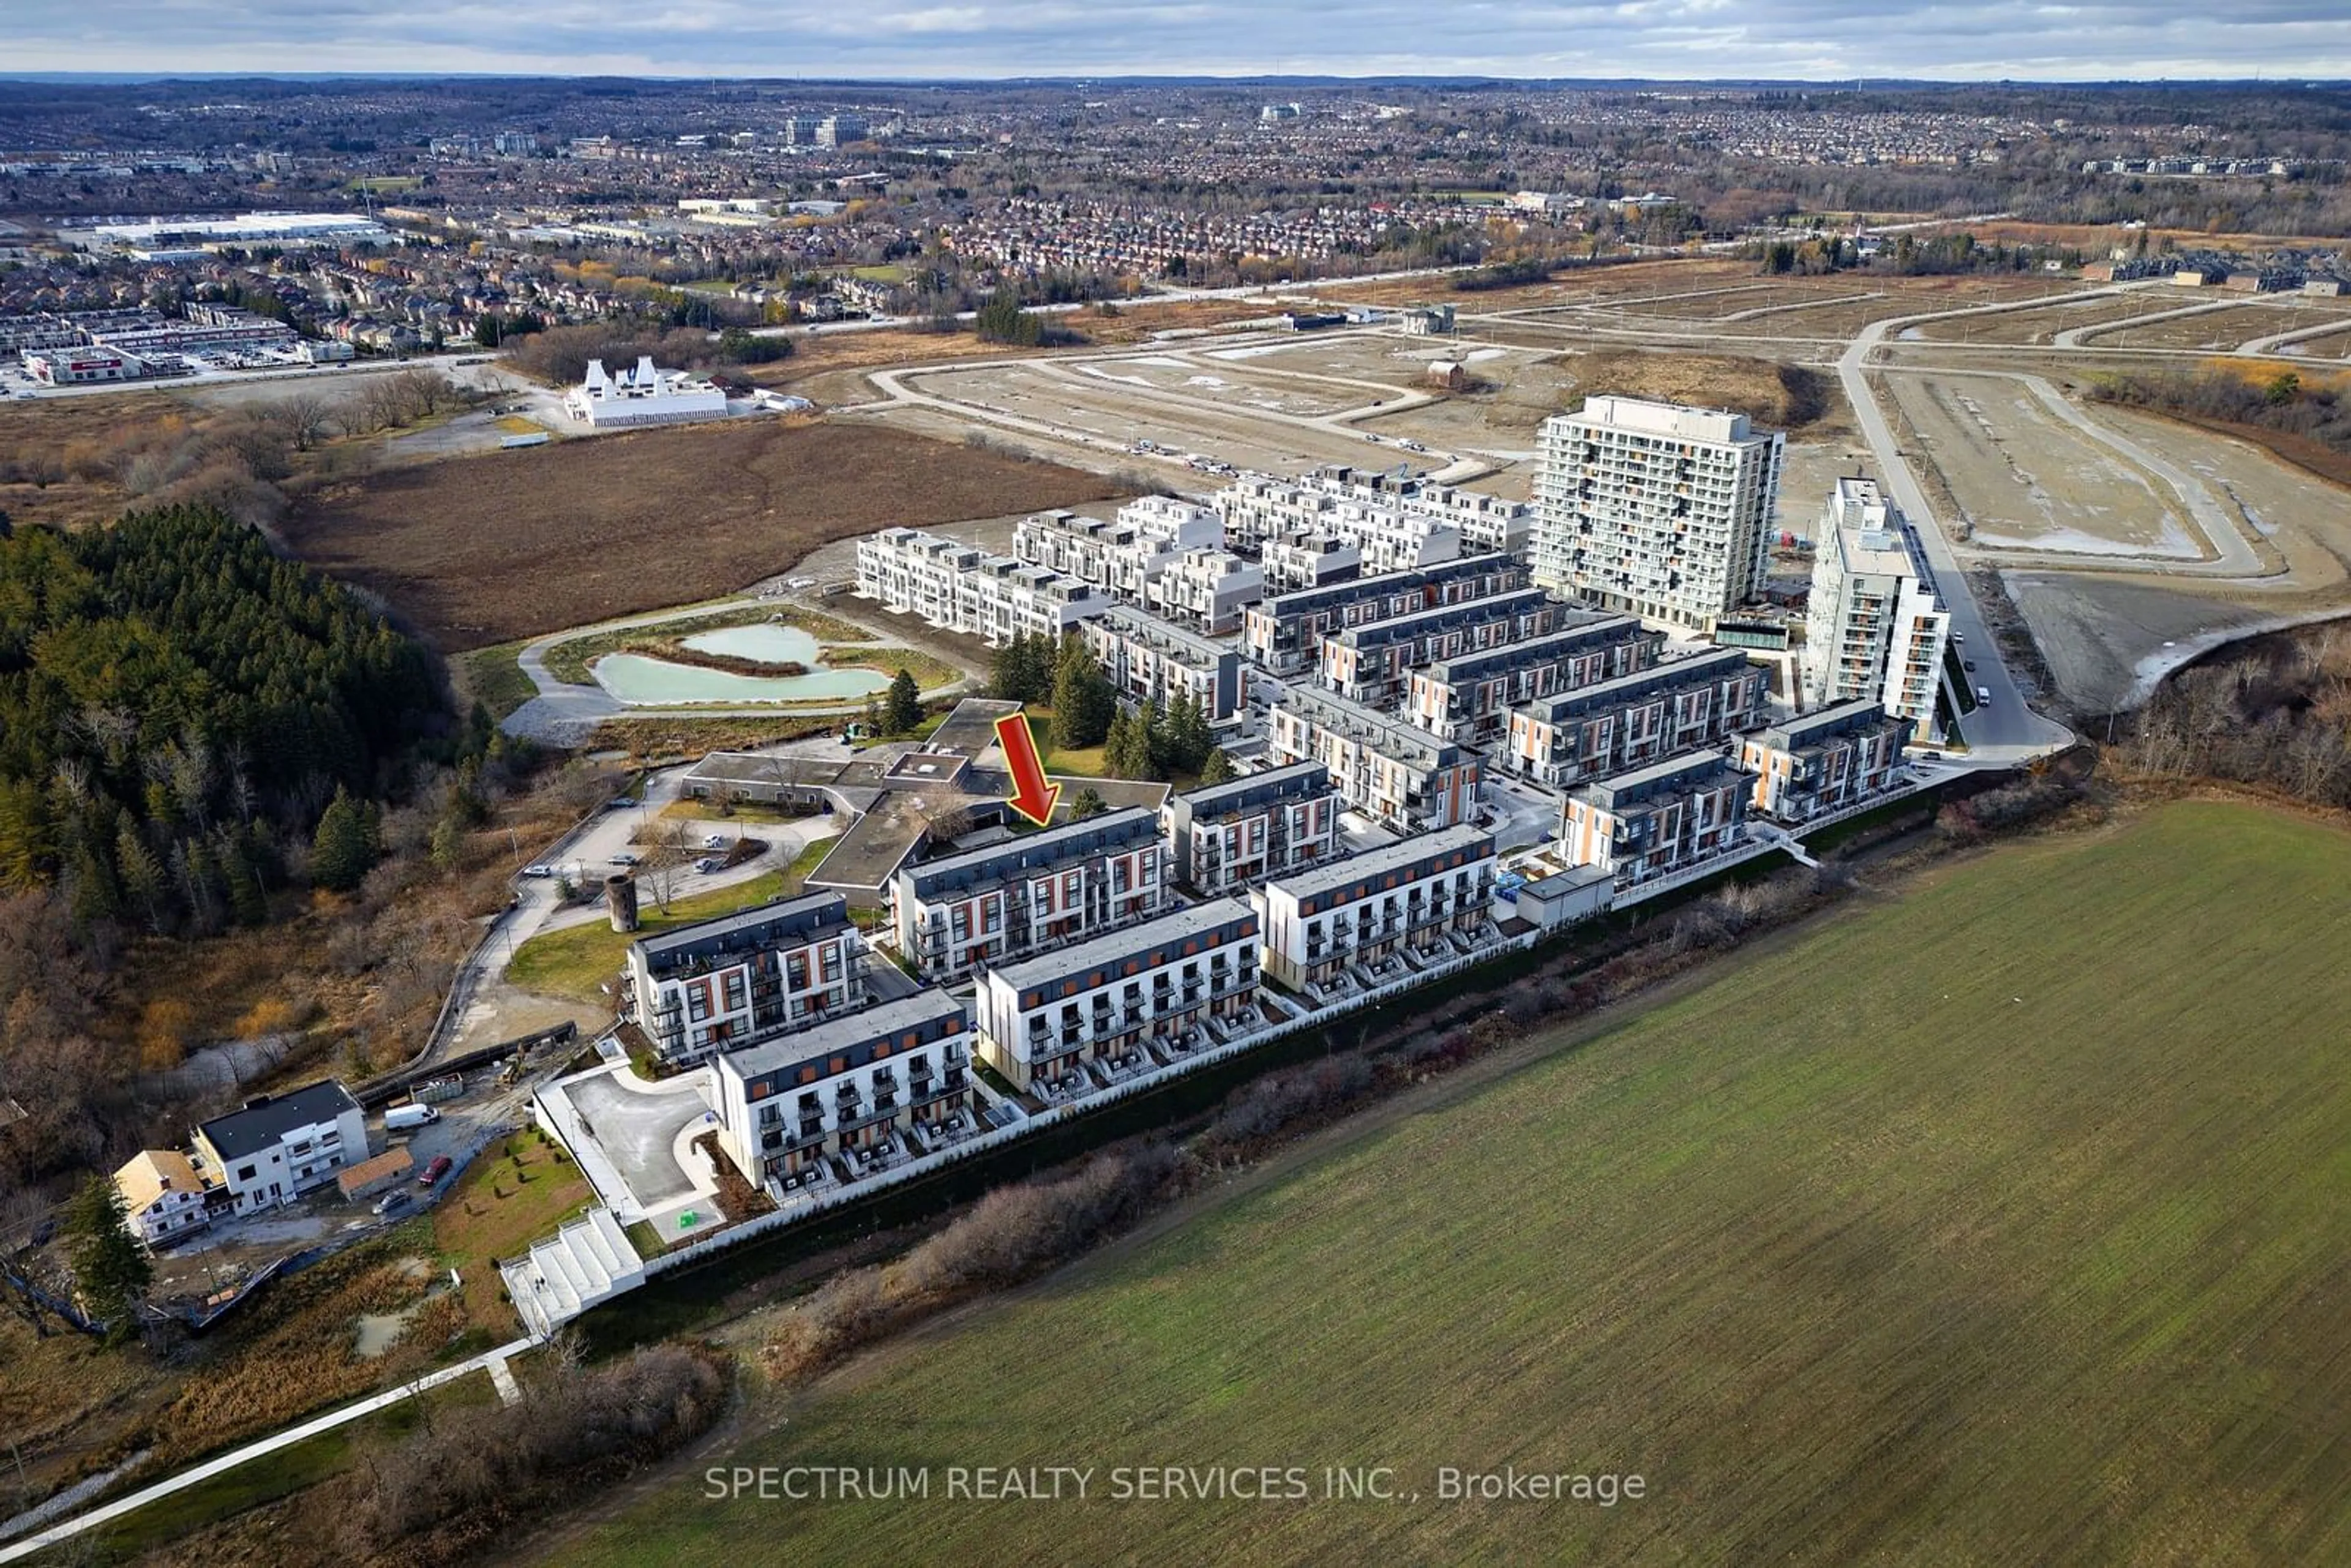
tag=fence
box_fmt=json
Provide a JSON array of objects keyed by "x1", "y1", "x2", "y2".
[{"x1": 632, "y1": 928, "x2": 1539, "y2": 1281}]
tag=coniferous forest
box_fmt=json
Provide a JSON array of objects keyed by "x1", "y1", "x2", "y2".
[{"x1": 0, "y1": 505, "x2": 445, "y2": 928}]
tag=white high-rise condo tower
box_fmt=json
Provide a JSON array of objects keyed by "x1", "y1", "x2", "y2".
[
  {"x1": 1532, "y1": 395, "x2": 1785, "y2": 632},
  {"x1": 1801, "y1": 476, "x2": 1950, "y2": 738}
]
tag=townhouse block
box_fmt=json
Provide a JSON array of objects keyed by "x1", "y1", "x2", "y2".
[
  {"x1": 890, "y1": 807, "x2": 1166, "y2": 983},
  {"x1": 626, "y1": 891, "x2": 869, "y2": 1065},
  {"x1": 975, "y1": 900, "x2": 1261, "y2": 1091},
  {"x1": 1163, "y1": 761, "x2": 1344, "y2": 895},
  {"x1": 1253, "y1": 827, "x2": 1497, "y2": 993}
]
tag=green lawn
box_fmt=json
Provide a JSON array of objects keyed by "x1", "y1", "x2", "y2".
[
  {"x1": 507, "y1": 871, "x2": 788, "y2": 1005},
  {"x1": 558, "y1": 801, "x2": 2351, "y2": 1565}
]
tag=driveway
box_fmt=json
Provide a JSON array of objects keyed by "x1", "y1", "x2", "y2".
[{"x1": 560, "y1": 1070, "x2": 714, "y2": 1213}]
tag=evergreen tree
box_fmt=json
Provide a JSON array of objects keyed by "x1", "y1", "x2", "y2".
[
  {"x1": 221, "y1": 841, "x2": 267, "y2": 926},
  {"x1": 310, "y1": 786, "x2": 377, "y2": 893},
  {"x1": 116, "y1": 823, "x2": 168, "y2": 932},
  {"x1": 430, "y1": 811, "x2": 466, "y2": 872},
  {"x1": 1049, "y1": 637, "x2": 1115, "y2": 751},
  {"x1": 1201, "y1": 748, "x2": 1235, "y2": 785},
  {"x1": 1070, "y1": 786, "x2": 1108, "y2": 819},
  {"x1": 884, "y1": 669, "x2": 924, "y2": 735},
  {"x1": 65, "y1": 1176, "x2": 152, "y2": 1341}
]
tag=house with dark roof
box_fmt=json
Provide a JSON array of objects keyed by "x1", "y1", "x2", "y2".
[{"x1": 191, "y1": 1081, "x2": 369, "y2": 1216}]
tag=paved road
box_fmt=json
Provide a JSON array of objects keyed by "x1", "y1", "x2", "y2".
[
  {"x1": 1837, "y1": 304, "x2": 2079, "y2": 757},
  {"x1": 0, "y1": 1337, "x2": 533, "y2": 1564}
]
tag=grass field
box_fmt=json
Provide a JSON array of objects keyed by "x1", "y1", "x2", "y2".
[
  {"x1": 281, "y1": 422, "x2": 1122, "y2": 651},
  {"x1": 432, "y1": 1127, "x2": 594, "y2": 1333},
  {"x1": 556, "y1": 801, "x2": 2351, "y2": 1565},
  {"x1": 508, "y1": 871, "x2": 790, "y2": 1005}
]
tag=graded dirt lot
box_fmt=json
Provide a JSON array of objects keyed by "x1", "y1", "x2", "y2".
[
  {"x1": 551, "y1": 801, "x2": 2351, "y2": 1568},
  {"x1": 1910, "y1": 291, "x2": 2185, "y2": 344},
  {"x1": 1887, "y1": 372, "x2": 2199, "y2": 557},
  {"x1": 282, "y1": 421, "x2": 1122, "y2": 650},
  {"x1": 2085, "y1": 300, "x2": 2330, "y2": 352}
]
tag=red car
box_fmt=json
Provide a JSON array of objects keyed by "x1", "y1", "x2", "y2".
[{"x1": 417, "y1": 1155, "x2": 454, "y2": 1187}]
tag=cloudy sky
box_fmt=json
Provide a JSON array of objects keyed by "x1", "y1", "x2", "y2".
[{"x1": 9, "y1": 0, "x2": 2351, "y2": 80}]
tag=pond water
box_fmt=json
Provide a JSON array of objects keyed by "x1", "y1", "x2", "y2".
[
  {"x1": 592, "y1": 620, "x2": 892, "y2": 705},
  {"x1": 681, "y1": 623, "x2": 823, "y2": 664}
]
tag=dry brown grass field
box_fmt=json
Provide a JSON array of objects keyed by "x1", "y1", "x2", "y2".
[{"x1": 281, "y1": 420, "x2": 1121, "y2": 649}]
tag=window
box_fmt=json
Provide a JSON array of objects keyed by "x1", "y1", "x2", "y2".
[{"x1": 236, "y1": 1163, "x2": 257, "y2": 1182}]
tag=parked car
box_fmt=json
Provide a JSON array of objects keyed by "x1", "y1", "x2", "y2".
[
  {"x1": 373, "y1": 1190, "x2": 413, "y2": 1217},
  {"x1": 610, "y1": 852, "x2": 640, "y2": 866},
  {"x1": 418, "y1": 1155, "x2": 454, "y2": 1187},
  {"x1": 1963, "y1": 660, "x2": 1978, "y2": 672},
  {"x1": 523, "y1": 863, "x2": 554, "y2": 878},
  {"x1": 1975, "y1": 685, "x2": 1993, "y2": 705},
  {"x1": 694, "y1": 857, "x2": 721, "y2": 874},
  {"x1": 703, "y1": 834, "x2": 726, "y2": 849},
  {"x1": 1951, "y1": 631, "x2": 1965, "y2": 645}
]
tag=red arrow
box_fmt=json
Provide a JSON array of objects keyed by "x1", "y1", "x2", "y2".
[{"x1": 994, "y1": 713, "x2": 1062, "y2": 827}]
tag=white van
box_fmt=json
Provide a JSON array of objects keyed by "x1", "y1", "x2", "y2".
[
  {"x1": 384, "y1": 1103, "x2": 440, "y2": 1131},
  {"x1": 1974, "y1": 685, "x2": 1993, "y2": 705}
]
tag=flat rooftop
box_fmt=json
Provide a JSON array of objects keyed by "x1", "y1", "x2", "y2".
[
  {"x1": 1264, "y1": 824, "x2": 1492, "y2": 900},
  {"x1": 1518, "y1": 647, "x2": 1755, "y2": 719},
  {"x1": 1575, "y1": 749, "x2": 1746, "y2": 809},
  {"x1": 683, "y1": 751, "x2": 852, "y2": 791},
  {"x1": 932, "y1": 697, "x2": 1023, "y2": 754},
  {"x1": 985, "y1": 898, "x2": 1257, "y2": 991},
  {"x1": 632, "y1": 890, "x2": 850, "y2": 969},
  {"x1": 718, "y1": 989, "x2": 966, "y2": 1082}
]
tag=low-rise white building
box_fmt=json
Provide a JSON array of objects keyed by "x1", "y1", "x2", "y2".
[
  {"x1": 1740, "y1": 700, "x2": 1913, "y2": 825},
  {"x1": 1146, "y1": 547, "x2": 1263, "y2": 634},
  {"x1": 624, "y1": 891, "x2": 868, "y2": 1065},
  {"x1": 976, "y1": 900, "x2": 1261, "y2": 1090},
  {"x1": 1214, "y1": 466, "x2": 1531, "y2": 557},
  {"x1": 564, "y1": 355, "x2": 729, "y2": 429},
  {"x1": 713, "y1": 991, "x2": 973, "y2": 1184},
  {"x1": 1163, "y1": 761, "x2": 1344, "y2": 895},
  {"x1": 190, "y1": 1081, "x2": 369, "y2": 1217},
  {"x1": 1259, "y1": 532, "x2": 1363, "y2": 593},
  {"x1": 1253, "y1": 827, "x2": 1496, "y2": 993},
  {"x1": 857, "y1": 527, "x2": 1113, "y2": 647},
  {"x1": 111, "y1": 1150, "x2": 212, "y2": 1248},
  {"x1": 1012, "y1": 498, "x2": 1222, "y2": 602}
]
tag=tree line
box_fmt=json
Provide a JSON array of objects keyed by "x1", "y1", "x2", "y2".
[{"x1": 991, "y1": 630, "x2": 1230, "y2": 786}]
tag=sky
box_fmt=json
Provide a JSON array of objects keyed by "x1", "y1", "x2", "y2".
[{"x1": 7, "y1": 1, "x2": 2351, "y2": 81}]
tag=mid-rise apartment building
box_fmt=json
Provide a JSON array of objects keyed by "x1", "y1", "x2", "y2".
[
  {"x1": 890, "y1": 807, "x2": 1166, "y2": 982},
  {"x1": 1217, "y1": 465, "x2": 1533, "y2": 557},
  {"x1": 1267, "y1": 683, "x2": 1480, "y2": 830},
  {"x1": 975, "y1": 901, "x2": 1261, "y2": 1090},
  {"x1": 1253, "y1": 827, "x2": 1496, "y2": 992},
  {"x1": 1801, "y1": 477, "x2": 1950, "y2": 733},
  {"x1": 712, "y1": 991, "x2": 972, "y2": 1184},
  {"x1": 1561, "y1": 751, "x2": 1753, "y2": 893},
  {"x1": 1504, "y1": 647, "x2": 1770, "y2": 787},
  {"x1": 625, "y1": 892, "x2": 867, "y2": 1064},
  {"x1": 1741, "y1": 699, "x2": 1913, "y2": 824},
  {"x1": 857, "y1": 528, "x2": 1112, "y2": 647},
  {"x1": 1145, "y1": 547, "x2": 1264, "y2": 634},
  {"x1": 191, "y1": 1082, "x2": 369, "y2": 1217},
  {"x1": 1318, "y1": 587, "x2": 1573, "y2": 708},
  {"x1": 1163, "y1": 762, "x2": 1343, "y2": 895},
  {"x1": 1082, "y1": 606, "x2": 1244, "y2": 723},
  {"x1": 1532, "y1": 395, "x2": 1785, "y2": 632},
  {"x1": 1245, "y1": 554, "x2": 1529, "y2": 673},
  {"x1": 1405, "y1": 613, "x2": 1659, "y2": 745}
]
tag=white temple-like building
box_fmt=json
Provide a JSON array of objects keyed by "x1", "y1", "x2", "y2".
[{"x1": 564, "y1": 355, "x2": 729, "y2": 429}]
